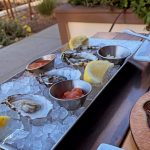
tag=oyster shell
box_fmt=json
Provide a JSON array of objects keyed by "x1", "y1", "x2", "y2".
[
  {"x1": 36, "y1": 74, "x2": 67, "y2": 87},
  {"x1": 46, "y1": 67, "x2": 81, "y2": 80},
  {"x1": 61, "y1": 50, "x2": 98, "y2": 66},
  {"x1": 4, "y1": 94, "x2": 53, "y2": 120}
]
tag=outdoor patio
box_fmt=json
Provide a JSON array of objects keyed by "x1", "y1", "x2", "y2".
[
  {"x1": 0, "y1": 22, "x2": 148, "y2": 83},
  {"x1": 0, "y1": 0, "x2": 150, "y2": 150},
  {"x1": 0, "y1": 24, "x2": 61, "y2": 83}
]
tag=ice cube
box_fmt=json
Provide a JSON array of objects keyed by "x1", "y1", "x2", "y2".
[
  {"x1": 4, "y1": 129, "x2": 29, "y2": 145},
  {"x1": 7, "y1": 110, "x2": 20, "y2": 120},
  {"x1": 42, "y1": 136, "x2": 54, "y2": 150},
  {"x1": 43, "y1": 123, "x2": 56, "y2": 134},
  {"x1": 49, "y1": 122, "x2": 63, "y2": 143},
  {"x1": 0, "y1": 104, "x2": 10, "y2": 114},
  {"x1": 32, "y1": 125, "x2": 43, "y2": 138},
  {"x1": 0, "y1": 77, "x2": 41, "y2": 98},
  {"x1": 50, "y1": 129, "x2": 62, "y2": 143},
  {"x1": 17, "y1": 139, "x2": 25, "y2": 149},
  {"x1": 0, "y1": 119, "x2": 22, "y2": 141},
  {"x1": 52, "y1": 100, "x2": 60, "y2": 109},
  {"x1": 63, "y1": 115, "x2": 77, "y2": 127},
  {"x1": 1, "y1": 82, "x2": 14, "y2": 95},
  {"x1": 51, "y1": 107, "x2": 68, "y2": 121},
  {"x1": 20, "y1": 116, "x2": 32, "y2": 131},
  {"x1": 23, "y1": 135, "x2": 32, "y2": 149},
  {"x1": 75, "y1": 107, "x2": 85, "y2": 117},
  {"x1": 32, "y1": 139, "x2": 42, "y2": 150}
]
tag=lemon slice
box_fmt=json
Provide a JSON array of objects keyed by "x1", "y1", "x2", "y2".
[
  {"x1": 0, "y1": 116, "x2": 10, "y2": 128},
  {"x1": 84, "y1": 60, "x2": 114, "y2": 84},
  {"x1": 69, "y1": 35, "x2": 88, "y2": 49}
]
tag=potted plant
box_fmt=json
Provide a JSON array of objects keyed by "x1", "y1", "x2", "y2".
[{"x1": 55, "y1": 0, "x2": 150, "y2": 44}]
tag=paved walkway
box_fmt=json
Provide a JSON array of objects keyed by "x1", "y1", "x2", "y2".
[{"x1": 0, "y1": 24, "x2": 61, "y2": 83}]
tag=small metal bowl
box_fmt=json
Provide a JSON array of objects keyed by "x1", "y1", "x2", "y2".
[
  {"x1": 49, "y1": 80, "x2": 92, "y2": 110},
  {"x1": 26, "y1": 54, "x2": 56, "y2": 75},
  {"x1": 97, "y1": 45, "x2": 131, "y2": 65}
]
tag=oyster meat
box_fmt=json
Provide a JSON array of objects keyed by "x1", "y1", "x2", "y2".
[{"x1": 19, "y1": 99, "x2": 41, "y2": 113}]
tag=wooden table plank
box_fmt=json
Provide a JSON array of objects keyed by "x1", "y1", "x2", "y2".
[
  {"x1": 130, "y1": 91, "x2": 150, "y2": 150},
  {"x1": 122, "y1": 130, "x2": 138, "y2": 150}
]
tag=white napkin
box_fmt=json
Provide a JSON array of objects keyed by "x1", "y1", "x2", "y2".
[
  {"x1": 89, "y1": 38, "x2": 142, "y2": 53},
  {"x1": 133, "y1": 34, "x2": 150, "y2": 61},
  {"x1": 97, "y1": 143, "x2": 124, "y2": 150}
]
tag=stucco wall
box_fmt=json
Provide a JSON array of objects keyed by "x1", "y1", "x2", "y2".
[{"x1": 68, "y1": 22, "x2": 148, "y2": 38}]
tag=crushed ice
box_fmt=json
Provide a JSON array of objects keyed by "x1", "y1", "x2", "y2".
[{"x1": 0, "y1": 72, "x2": 86, "y2": 150}]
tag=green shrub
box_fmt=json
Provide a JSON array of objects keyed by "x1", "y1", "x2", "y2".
[
  {"x1": 68, "y1": 0, "x2": 101, "y2": 7},
  {"x1": 36, "y1": 0, "x2": 56, "y2": 16},
  {"x1": 0, "y1": 19, "x2": 28, "y2": 46},
  {"x1": 68, "y1": 0, "x2": 150, "y2": 29},
  {"x1": 131, "y1": 0, "x2": 150, "y2": 25},
  {"x1": 101, "y1": 0, "x2": 130, "y2": 9},
  {"x1": 68, "y1": 0, "x2": 130, "y2": 8}
]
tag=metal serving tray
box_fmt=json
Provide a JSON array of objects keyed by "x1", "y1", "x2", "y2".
[{"x1": 0, "y1": 38, "x2": 142, "y2": 150}]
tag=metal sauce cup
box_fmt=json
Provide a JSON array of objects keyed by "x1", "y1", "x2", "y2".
[
  {"x1": 49, "y1": 80, "x2": 92, "y2": 110},
  {"x1": 26, "y1": 54, "x2": 56, "y2": 75},
  {"x1": 97, "y1": 45, "x2": 131, "y2": 65}
]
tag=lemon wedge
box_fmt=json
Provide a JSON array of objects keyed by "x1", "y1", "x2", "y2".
[
  {"x1": 0, "y1": 116, "x2": 10, "y2": 128},
  {"x1": 69, "y1": 35, "x2": 88, "y2": 49},
  {"x1": 83, "y1": 60, "x2": 114, "y2": 84}
]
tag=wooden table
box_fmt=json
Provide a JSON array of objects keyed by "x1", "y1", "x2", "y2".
[
  {"x1": 130, "y1": 91, "x2": 150, "y2": 150},
  {"x1": 55, "y1": 32, "x2": 150, "y2": 150}
]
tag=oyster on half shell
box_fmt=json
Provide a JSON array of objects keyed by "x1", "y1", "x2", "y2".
[
  {"x1": 61, "y1": 50, "x2": 98, "y2": 66},
  {"x1": 36, "y1": 74, "x2": 67, "y2": 87},
  {"x1": 46, "y1": 67, "x2": 81, "y2": 80},
  {"x1": 36, "y1": 67, "x2": 81, "y2": 86},
  {"x1": 3, "y1": 94, "x2": 53, "y2": 120}
]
